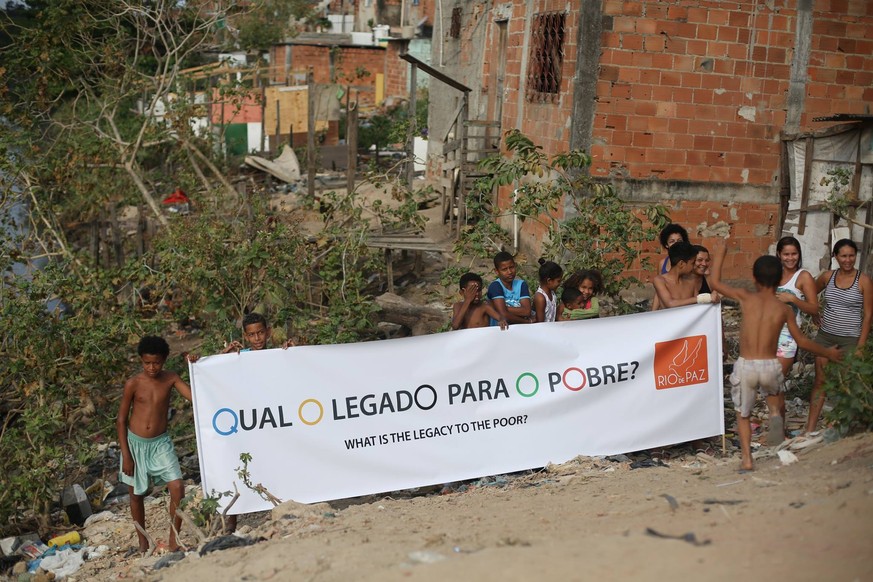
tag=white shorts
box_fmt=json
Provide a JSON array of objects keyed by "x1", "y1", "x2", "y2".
[{"x1": 729, "y1": 358, "x2": 784, "y2": 417}]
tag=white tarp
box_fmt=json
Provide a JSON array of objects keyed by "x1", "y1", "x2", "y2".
[
  {"x1": 191, "y1": 304, "x2": 724, "y2": 514},
  {"x1": 784, "y1": 126, "x2": 873, "y2": 271}
]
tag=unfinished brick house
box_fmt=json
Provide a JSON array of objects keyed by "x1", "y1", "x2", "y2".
[{"x1": 428, "y1": 1, "x2": 873, "y2": 281}]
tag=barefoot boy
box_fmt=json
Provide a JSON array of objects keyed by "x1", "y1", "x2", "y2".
[
  {"x1": 709, "y1": 243, "x2": 842, "y2": 471},
  {"x1": 653, "y1": 241, "x2": 717, "y2": 310},
  {"x1": 117, "y1": 336, "x2": 192, "y2": 553},
  {"x1": 451, "y1": 273, "x2": 508, "y2": 330}
]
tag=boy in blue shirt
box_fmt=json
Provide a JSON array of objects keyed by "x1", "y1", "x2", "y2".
[{"x1": 486, "y1": 251, "x2": 533, "y2": 325}]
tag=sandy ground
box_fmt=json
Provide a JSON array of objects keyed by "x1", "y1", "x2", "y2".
[{"x1": 68, "y1": 432, "x2": 873, "y2": 581}]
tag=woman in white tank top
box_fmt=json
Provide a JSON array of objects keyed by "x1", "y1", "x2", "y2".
[
  {"x1": 774, "y1": 237, "x2": 819, "y2": 437},
  {"x1": 775, "y1": 237, "x2": 819, "y2": 375}
]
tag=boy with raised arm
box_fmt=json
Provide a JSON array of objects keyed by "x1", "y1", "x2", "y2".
[
  {"x1": 487, "y1": 251, "x2": 533, "y2": 325},
  {"x1": 452, "y1": 273, "x2": 508, "y2": 330},
  {"x1": 652, "y1": 241, "x2": 717, "y2": 310},
  {"x1": 117, "y1": 336, "x2": 192, "y2": 553},
  {"x1": 709, "y1": 242, "x2": 842, "y2": 471}
]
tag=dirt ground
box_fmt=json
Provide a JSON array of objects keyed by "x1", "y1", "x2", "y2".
[
  {"x1": 66, "y1": 432, "x2": 873, "y2": 581},
  {"x1": 16, "y1": 177, "x2": 873, "y2": 581}
]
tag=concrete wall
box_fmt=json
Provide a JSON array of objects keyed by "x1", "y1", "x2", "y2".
[{"x1": 427, "y1": 1, "x2": 493, "y2": 161}]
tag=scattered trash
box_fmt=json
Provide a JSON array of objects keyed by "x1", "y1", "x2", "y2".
[
  {"x1": 62, "y1": 484, "x2": 93, "y2": 526},
  {"x1": 244, "y1": 146, "x2": 302, "y2": 183},
  {"x1": 0, "y1": 536, "x2": 18, "y2": 556},
  {"x1": 702, "y1": 499, "x2": 745, "y2": 505},
  {"x1": 407, "y1": 550, "x2": 446, "y2": 564},
  {"x1": 789, "y1": 501, "x2": 805, "y2": 508},
  {"x1": 199, "y1": 535, "x2": 259, "y2": 556},
  {"x1": 715, "y1": 479, "x2": 744, "y2": 488},
  {"x1": 34, "y1": 545, "x2": 86, "y2": 578},
  {"x1": 645, "y1": 527, "x2": 711, "y2": 546},
  {"x1": 47, "y1": 531, "x2": 81, "y2": 548},
  {"x1": 161, "y1": 188, "x2": 192, "y2": 214},
  {"x1": 778, "y1": 450, "x2": 799, "y2": 465},
  {"x1": 17, "y1": 540, "x2": 49, "y2": 560},
  {"x1": 660, "y1": 494, "x2": 679, "y2": 512},
  {"x1": 607, "y1": 454, "x2": 630, "y2": 463},
  {"x1": 83, "y1": 511, "x2": 117, "y2": 527},
  {"x1": 83, "y1": 545, "x2": 109, "y2": 560},
  {"x1": 153, "y1": 551, "x2": 186, "y2": 570},
  {"x1": 630, "y1": 458, "x2": 669, "y2": 469}
]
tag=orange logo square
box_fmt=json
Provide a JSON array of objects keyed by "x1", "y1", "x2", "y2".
[{"x1": 654, "y1": 335, "x2": 709, "y2": 390}]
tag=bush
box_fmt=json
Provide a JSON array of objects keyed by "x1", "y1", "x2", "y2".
[
  {"x1": 824, "y1": 343, "x2": 873, "y2": 435},
  {"x1": 459, "y1": 130, "x2": 670, "y2": 311}
]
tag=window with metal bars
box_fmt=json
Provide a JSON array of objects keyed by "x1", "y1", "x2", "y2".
[
  {"x1": 526, "y1": 11, "x2": 566, "y2": 103},
  {"x1": 450, "y1": 6, "x2": 462, "y2": 39}
]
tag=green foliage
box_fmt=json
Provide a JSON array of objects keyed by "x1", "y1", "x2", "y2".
[
  {"x1": 459, "y1": 130, "x2": 670, "y2": 311},
  {"x1": 824, "y1": 343, "x2": 873, "y2": 435},
  {"x1": 359, "y1": 89, "x2": 429, "y2": 155},
  {"x1": 232, "y1": 0, "x2": 314, "y2": 51},
  {"x1": 180, "y1": 488, "x2": 232, "y2": 532},
  {"x1": 0, "y1": 255, "x2": 158, "y2": 531},
  {"x1": 149, "y1": 206, "x2": 309, "y2": 333}
]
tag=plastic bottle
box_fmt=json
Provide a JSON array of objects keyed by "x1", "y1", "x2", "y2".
[{"x1": 47, "y1": 531, "x2": 81, "y2": 547}]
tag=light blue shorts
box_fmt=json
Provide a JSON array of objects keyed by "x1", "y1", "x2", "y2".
[{"x1": 119, "y1": 431, "x2": 182, "y2": 495}]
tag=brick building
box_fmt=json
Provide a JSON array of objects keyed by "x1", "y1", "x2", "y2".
[
  {"x1": 428, "y1": 0, "x2": 873, "y2": 281},
  {"x1": 270, "y1": 38, "x2": 411, "y2": 110}
]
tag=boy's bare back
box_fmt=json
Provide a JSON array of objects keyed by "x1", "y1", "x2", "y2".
[
  {"x1": 733, "y1": 292, "x2": 793, "y2": 359},
  {"x1": 123, "y1": 370, "x2": 187, "y2": 438}
]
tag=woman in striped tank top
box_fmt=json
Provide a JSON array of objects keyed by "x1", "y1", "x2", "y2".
[{"x1": 806, "y1": 239, "x2": 873, "y2": 433}]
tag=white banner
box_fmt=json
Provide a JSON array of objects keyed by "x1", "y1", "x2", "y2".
[{"x1": 190, "y1": 304, "x2": 724, "y2": 514}]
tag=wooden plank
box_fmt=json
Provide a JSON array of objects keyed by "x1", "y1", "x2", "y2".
[
  {"x1": 443, "y1": 140, "x2": 462, "y2": 154},
  {"x1": 385, "y1": 249, "x2": 394, "y2": 294},
  {"x1": 400, "y1": 53, "x2": 472, "y2": 93},
  {"x1": 368, "y1": 242, "x2": 449, "y2": 252},
  {"x1": 798, "y1": 137, "x2": 814, "y2": 235},
  {"x1": 441, "y1": 101, "x2": 466, "y2": 143}
]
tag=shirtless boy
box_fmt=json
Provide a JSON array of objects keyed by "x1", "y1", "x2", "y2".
[
  {"x1": 709, "y1": 243, "x2": 842, "y2": 471},
  {"x1": 452, "y1": 273, "x2": 508, "y2": 330},
  {"x1": 117, "y1": 336, "x2": 192, "y2": 553},
  {"x1": 652, "y1": 241, "x2": 717, "y2": 310}
]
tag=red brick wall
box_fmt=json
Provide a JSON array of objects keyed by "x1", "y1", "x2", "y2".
[
  {"x1": 210, "y1": 88, "x2": 262, "y2": 124},
  {"x1": 269, "y1": 44, "x2": 406, "y2": 108},
  {"x1": 631, "y1": 201, "x2": 780, "y2": 284},
  {"x1": 384, "y1": 42, "x2": 409, "y2": 100},
  {"x1": 593, "y1": 0, "x2": 873, "y2": 184},
  {"x1": 806, "y1": 2, "x2": 873, "y2": 123},
  {"x1": 487, "y1": 0, "x2": 871, "y2": 281}
]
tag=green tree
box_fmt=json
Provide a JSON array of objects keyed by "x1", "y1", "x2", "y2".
[
  {"x1": 231, "y1": 0, "x2": 315, "y2": 51},
  {"x1": 462, "y1": 130, "x2": 670, "y2": 310}
]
